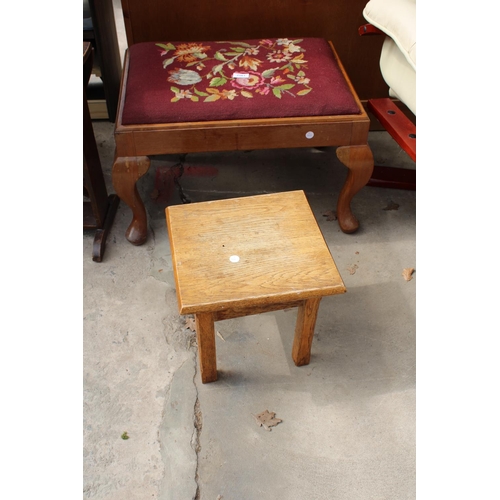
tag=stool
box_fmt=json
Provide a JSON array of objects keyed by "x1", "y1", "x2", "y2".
[
  {"x1": 165, "y1": 190, "x2": 346, "y2": 383},
  {"x1": 113, "y1": 38, "x2": 374, "y2": 246}
]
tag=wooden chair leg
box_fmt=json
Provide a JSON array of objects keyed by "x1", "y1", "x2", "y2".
[
  {"x1": 112, "y1": 156, "x2": 151, "y2": 245},
  {"x1": 336, "y1": 145, "x2": 374, "y2": 233},
  {"x1": 195, "y1": 312, "x2": 218, "y2": 383},
  {"x1": 92, "y1": 194, "x2": 120, "y2": 262},
  {"x1": 292, "y1": 298, "x2": 322, "y2": 366}
]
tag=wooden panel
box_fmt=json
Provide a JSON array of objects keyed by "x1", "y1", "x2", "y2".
[
  {"x1": 213, "y1": 300, "x2": 303, "y2": 321},
  {"x1": 120, "y1": 0, "x2": 388, "y2": 100},
  {"x1": 122, "y1": 121, "x2": 357, "y2": 156}
]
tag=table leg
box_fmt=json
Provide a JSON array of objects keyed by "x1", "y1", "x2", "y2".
[
  {"x1": 195, "y1": 312, "x2": 218, "y2": 383},
  {"x1": 92, "y1": 194, "x2": 120, "y2": 262},
  {"x1": 292, "y1": 298, "x2": 322, "y2": 366}
]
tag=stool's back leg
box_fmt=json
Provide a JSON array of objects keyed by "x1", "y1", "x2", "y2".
[
  {"x1": 292, "y1": 298, "x2": 322, "y2": 366},
  {"x1": 112, "y1": 156, "x2": 151, "y2": 245}
]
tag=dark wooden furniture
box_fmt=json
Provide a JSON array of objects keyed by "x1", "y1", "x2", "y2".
[
  {"x1": 166, "y1": 191, "x2": 346, "y2": 383},
  {"x1": 83, "y1": 0, "x2": 122, "y2": 121},
  {"x1": 84, "y1": 42, "x2": 120, "y2": 262},
  {"x1": 120, "y1": 0, "x2": 388, "y2": 100}
]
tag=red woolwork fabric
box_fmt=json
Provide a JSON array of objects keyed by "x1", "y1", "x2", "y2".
[{"x1": 121, "y1": 38, "x2": 361, "y2": 125}]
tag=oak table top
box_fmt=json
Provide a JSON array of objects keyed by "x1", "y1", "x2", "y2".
[{"x1": 166, "y1": 190, "x2": 346, "y2": 316}]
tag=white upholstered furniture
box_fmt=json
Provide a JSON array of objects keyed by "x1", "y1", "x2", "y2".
[
  {"x1": 363, "y1": 0, "x2": 416, "y2": 115},
  {"x1": 360, "y1": 0, "x2": 416, "y2": 189}
]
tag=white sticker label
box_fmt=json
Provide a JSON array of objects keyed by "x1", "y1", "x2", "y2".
[
  {"x1": 229, "y1": 255, "x2": 240, "y2": 263},
  {"x1": 305, "y1": 131, "x2": 314, "y2": 139},
  {"x1": 232, "y1": 72, "x2": 250, "y2": 79}
]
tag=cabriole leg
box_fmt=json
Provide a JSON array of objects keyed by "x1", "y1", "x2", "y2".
[
  {"x1": 336, "y1": 145, "x2": 374, "y2": 233},
  {"x1": 112, "y1": 156, "x2": 151, "y2": 245}
]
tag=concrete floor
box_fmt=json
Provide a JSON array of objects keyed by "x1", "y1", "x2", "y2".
[
  {"x1": 83, "y1": 119, "x2": 416, "y2": 499},
  {"x1": 84, "y1": 2, "x2": 415, "y2": 497}
]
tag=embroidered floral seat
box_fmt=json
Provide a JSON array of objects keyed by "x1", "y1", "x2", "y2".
[{"x1": 122, "y1": 38, "x2": 360, "y2": 125}]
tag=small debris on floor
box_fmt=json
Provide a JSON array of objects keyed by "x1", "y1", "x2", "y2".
[
  {"x1": 347, "y1": 264, "x2": 358, "y2": 275},
  {"x1": 216, "y1": 331, "x2": 225, "y2": 341},
  {"x1": 185, "y1": 317, "x2": 197, "y2": 332},
  {"x1": 150, "y1": 188, "x2": 160, "y2": 200},
  {"x1": 217, "y1": 495, "x2": 223, "y2": 500},
  {"x1": 322, "y1": 210, "x2": 337, "y2": 221},
  {"x1": 383, "y1": 200, "x2": 400, "y2": 211},
  {"x1": 121, "y1": 432, "x2": 129, "y2": 440},
  {"x1": 402, "y1": 268, "x2": 415, "y2": 281},
  {"x1": 253, "y1": 410, "x2": 283, "y2": 431}
]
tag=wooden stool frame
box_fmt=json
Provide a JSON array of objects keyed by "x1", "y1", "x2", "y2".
[
  {"x1": 112, "y1": 42, "x2": 374, "y2": 246},
  {"x1": 165, "y1": 191, "x2": 346, "y2": 383},
  {"x1": 193, "y1": 298, "x2": 322, "y2": 384}
]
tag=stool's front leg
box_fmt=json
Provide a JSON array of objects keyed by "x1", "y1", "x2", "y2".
[
  {"x1": 336, "y1": 145, "x2": 374, "y2": 233},
  {"x1": 292, "y1": 298, "x2": 322, "y2": 366},
  {"x1": 195, "y1": 312, "x2": 218, "y2": 383},
  {"x1": 112, "y1": 156, "x2": 151, "y2": 245}
]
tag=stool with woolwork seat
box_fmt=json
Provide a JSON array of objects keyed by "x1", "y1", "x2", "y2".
[
  {"x1": 112, "y1": 34, "x2": 375, "y2": 245},
  {"x1": 166, "y1": 191, "x2": 346, "y2": 383}
]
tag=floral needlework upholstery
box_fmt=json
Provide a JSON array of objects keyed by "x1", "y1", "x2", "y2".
[{"x1": 122, "y1": 38, "x2": 361, "y2": 125}]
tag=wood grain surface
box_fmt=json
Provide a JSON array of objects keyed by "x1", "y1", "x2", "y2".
[
  {"x1": 195, "y1": 312, "x2": 217, "y2": 383},
  {"x1": 119, "y1": 0, "x2": 388, "y2": 100},
  {"x1": 292, "y1": 298, "x2": 322, "y2": 366},
  {"x1": 166, "y1": 190, "x2": 346, "y2": 315}
]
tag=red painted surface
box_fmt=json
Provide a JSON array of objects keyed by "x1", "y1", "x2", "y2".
[
  {"x1": 368, "y1": 98, "x2": 416, "y2": 162},
  {"x1": 358, "y1": 24, "x2": 385, "y2": 37}
]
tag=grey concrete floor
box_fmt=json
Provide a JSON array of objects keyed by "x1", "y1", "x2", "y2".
[{"x1": 83, "y1": 120, "x2": 416, "y2": 499}]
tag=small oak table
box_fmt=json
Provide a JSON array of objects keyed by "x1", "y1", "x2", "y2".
[{"x1": 166, "y1": 190, "x2": 346, "y2": 383}]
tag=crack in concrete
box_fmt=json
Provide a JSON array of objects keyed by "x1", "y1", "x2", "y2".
[
  {"x1": 192, "y1": 354, "x2": 202, "y2": 500},
  {"x1": 157, "y1": 352, "x2": 198, "y2": 500}
]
